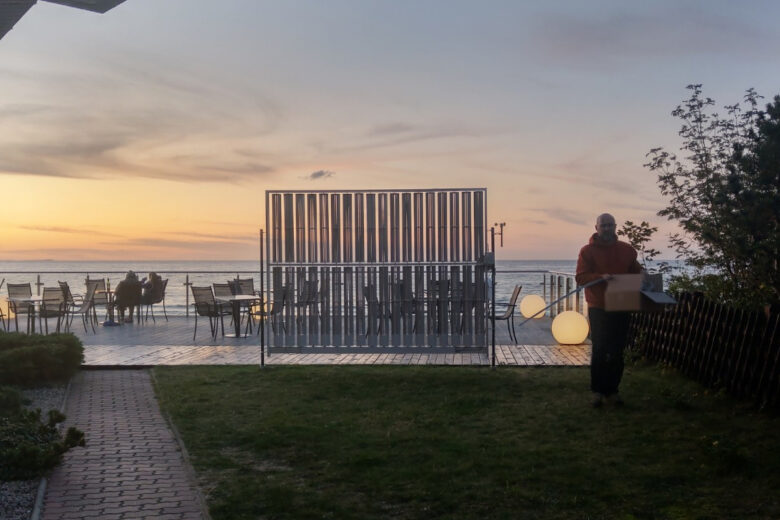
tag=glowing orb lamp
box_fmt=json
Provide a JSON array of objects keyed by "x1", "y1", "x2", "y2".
[
  {"x1": 551, "y1": 311, "x2": 589, "y2": 345},
  {"x1": 519, "y1": 294, "x2": 546, "y2": 319}
]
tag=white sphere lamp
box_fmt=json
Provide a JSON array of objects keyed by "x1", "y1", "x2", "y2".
[
  {"x1": 551, "y1": 311, "x2": 590, "y2": 345},
  {"x1": 519, "y1": 294, "x2": 546, "y2": 319}
]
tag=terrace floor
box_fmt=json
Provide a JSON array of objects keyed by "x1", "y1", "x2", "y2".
[{"x1": 56, "y1": 315, "x2": 590, "y2": 367}]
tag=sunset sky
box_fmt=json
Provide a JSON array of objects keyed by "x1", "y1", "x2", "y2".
[{"x1": 1, "y1": 0, "x2": 779, "y2": 261}]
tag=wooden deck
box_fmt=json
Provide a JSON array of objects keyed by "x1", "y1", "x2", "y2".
[{"x1": 65, "y1": 316, "x2": 590, "y2": 367}]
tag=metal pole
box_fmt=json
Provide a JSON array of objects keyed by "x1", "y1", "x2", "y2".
[
  {"x1": 515, "y1": 277, "x2": 607, "y2": 328},
  {"x1": 185, "y1": 274, "x2": 190, "y2": 318},
  {"x1": 260, "y1": 228, "x2": 265, "y2": 368},
  {"x1": 490, "y1": 227, "x2": 496, "y2": 369}
]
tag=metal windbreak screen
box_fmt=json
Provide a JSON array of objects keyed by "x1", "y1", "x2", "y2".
[{"x1": 265, "y1": 189, "x2": 488, "y2": 351}]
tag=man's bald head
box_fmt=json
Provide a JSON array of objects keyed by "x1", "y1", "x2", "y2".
[{"x1": 595, "y1": 213, "x2": 617, "y2": 243}]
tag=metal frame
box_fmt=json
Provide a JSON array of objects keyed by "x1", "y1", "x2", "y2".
[{"x1": 265, "y1": 189, "x2": 488, "y2": 351}]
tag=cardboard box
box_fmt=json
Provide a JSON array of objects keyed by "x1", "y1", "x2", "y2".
[{"x1": 604, "y1": 274, "x2": 676, "y2": 312}]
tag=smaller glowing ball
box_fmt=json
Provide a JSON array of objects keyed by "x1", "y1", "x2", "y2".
[
  {"x1": 551, "y1": 311, "x2": 590, "y2": 345},
  {"x1": 519, "y1": 294, "x2": 546, "y2": 319}
]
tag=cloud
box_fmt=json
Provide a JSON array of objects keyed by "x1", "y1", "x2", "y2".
[
  {"x1": 306, "y1": 169, "x2": 334, "y2": 180},
  {"x1": 529, "y1": 207, "x2": 590, "y2": 226},
  {"x1": 98, "y1": 238, "x2": 256, "y2": 251},
  {"x1": 366, "y1": 122, "x2": 416, "y2": 137},
  {"x1": 0, "y1": 61, "x2": 284, "y2": 183},
  {"x1": 533, "y1": 7, "x2": 773, "y2": 68},
  {"x1": 17, "y1": 225, "x2": 122, "y2": 237},
  {"x1": 159, "y1": 231, "x2": 257, "y2": 243}
]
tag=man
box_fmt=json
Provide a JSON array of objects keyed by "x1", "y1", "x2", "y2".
[
  {"x1": 114, "y1": 270, "x2": 143, "y2": 324},
  {"x1": 576, "y1": 213, "x2": 642, "y2": 408}
]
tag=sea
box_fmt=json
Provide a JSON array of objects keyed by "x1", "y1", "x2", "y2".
[{"x1": 0, "y1": 259, "x2": 678, "y2": 316}]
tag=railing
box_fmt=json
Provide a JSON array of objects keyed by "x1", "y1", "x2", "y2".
[
  {"x1": 0, "y1": 269, "x2": 581, "y2": 320},
  {"x1": 543, "y1": 271, "x2": 581, "y2": 316}
]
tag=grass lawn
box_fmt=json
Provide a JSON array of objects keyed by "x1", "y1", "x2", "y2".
[{"x1": 153, "y1": 362, "x2": 779, "y2": 520}]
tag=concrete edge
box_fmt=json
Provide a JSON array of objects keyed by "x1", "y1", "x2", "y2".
[
  {"x1": 30, "y1": 376, "x2": 73, "y2": 520},
  {"x1": 148, "y1": 369, "x2": 213, "y2": 520},
  {"x1": 80, "y1": 364, "x2": 154, "y2": 370}
]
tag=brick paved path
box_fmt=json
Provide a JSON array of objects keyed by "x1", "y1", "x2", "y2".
[{"x1": 41, "y1": 370, "x2": 207, "y2": 520}]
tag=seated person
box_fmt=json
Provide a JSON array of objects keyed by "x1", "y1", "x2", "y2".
[
  {"x1": 141, "y1": 272, "x2": 164, "y2": 305},
  {"x1": 114, "y1": 270, "x2": 142, "y2": 323}
]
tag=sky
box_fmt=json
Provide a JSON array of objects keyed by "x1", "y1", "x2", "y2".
[{"x1": 1, "y1": 0, "x2": 779, "y2": 261}]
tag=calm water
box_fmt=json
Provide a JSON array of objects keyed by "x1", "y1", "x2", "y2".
[{"x1": 0, "y1": 260, "x2": 581, "y2": 316}]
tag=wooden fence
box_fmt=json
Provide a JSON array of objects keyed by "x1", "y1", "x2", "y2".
[{"x1": 629, "y1": 292, "x2": 780, "y2": 409}]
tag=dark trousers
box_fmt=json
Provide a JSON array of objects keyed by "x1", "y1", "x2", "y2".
[{"x1": 588, "y1": 307, "x2": 631, "y2": 396}]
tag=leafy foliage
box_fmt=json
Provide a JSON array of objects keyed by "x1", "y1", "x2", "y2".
[
  {"x1": 618, "y1": 220, "x2": 666, "y2": 271},
  {"x1": 0, "y1": 386, "x2": 85, "y2": 481},
  {"x1": 0, "y1": 332, "x2": 83, "y2": 386},
  {"x1": 645, "y1": 85, "x2": 780, "y2": 309}
]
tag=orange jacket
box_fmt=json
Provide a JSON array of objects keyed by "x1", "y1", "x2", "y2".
[{"x1": 576, "y1": 233, "x2": 642, "y2": 309}]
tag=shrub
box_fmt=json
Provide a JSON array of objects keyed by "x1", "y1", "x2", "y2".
[
  {"x1": 0, "y1": 399, "x2": 85, "y2": 481},
  {"x1": 0, "y1": 386, "x2": 24, "y2": 415},
  {"x1": 0, "y1": 332, "x2": 83, "y2": 386}
]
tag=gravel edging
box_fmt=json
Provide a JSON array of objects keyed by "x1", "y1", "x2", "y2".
[{"x1": 0, "y1": 381, "x2": 71, "y2": 520}]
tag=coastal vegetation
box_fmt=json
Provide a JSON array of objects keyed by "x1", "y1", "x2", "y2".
[
  {"x1": 645, "y1": 85, "x2": 780, "y2": 312},
  {"x1": 0, "y1": 332, "x2": 85, "y2": 481},
  {"x1": 0, "y1": 332, "x2": 83, "y2": 386},
  {"x1": 154, "y1": 365, "x2": 779, "y2": 520}
]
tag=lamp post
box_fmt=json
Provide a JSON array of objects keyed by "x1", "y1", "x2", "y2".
[{"x1": 493, "y1": 222, "x2": 506, "y2": 248}]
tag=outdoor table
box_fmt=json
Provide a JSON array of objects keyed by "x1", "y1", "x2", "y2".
[
  {"x1": 7, "y1": 295, "x2": 42, "y2": 333},
  {"x1": 217, "y1": 294, "x2": 260, "y2": 338}
]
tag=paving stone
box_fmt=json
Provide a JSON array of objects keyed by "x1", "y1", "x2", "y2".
[{"x1": 41, "y1": 370, "x2": 207, "y2": 520}]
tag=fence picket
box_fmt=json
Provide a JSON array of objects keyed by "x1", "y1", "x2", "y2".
[{"x1": 631, "y1": 292, "x2": 779, "y2": 409}]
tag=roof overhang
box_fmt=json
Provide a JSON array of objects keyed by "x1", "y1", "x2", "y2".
[{"x1": 0, "y1": 0, "x2": 126, "y2": 40}]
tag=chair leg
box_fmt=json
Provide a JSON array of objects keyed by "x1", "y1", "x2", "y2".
[
  {"x1": 510, "y1": 314, "x2": 518, "y2": 344},
  {"x1": 193, "y1": 313, "x2": 198, "y2": 341},
  {"x1": 162, "y1": 299, "x2": 168, "y2": 321}
]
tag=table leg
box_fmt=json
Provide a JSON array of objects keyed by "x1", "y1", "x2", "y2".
[{"x1": 223, "y1": 300, "x2": 248, "y2": 338}]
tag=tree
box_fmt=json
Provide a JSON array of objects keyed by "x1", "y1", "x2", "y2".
[
  {"x1": 617, "y1": 220, "x2": 663, "y2": 271},
  {"x1": 645, "y1": 85, "x2": 780, "y2": 310}
]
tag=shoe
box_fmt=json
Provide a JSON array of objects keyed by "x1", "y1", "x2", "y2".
[
  {"x1": 607, "y1": 394, "x2": 624, "y2": 407},
  {"x1": 591, "y1": 393, "x2": 605, "y2": 408}
]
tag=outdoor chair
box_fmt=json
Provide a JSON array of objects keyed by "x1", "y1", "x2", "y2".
[
  {"x1": 453, "y1": 281, "x2": 480, "y2": 334},
  {"x1": 256, "y1": 286, "x2": 288, "y2": 334},
  {"x1": 295, "y1": 280, "x2": 320, "y2": 327},
  {"x1": 426, "y1": 279, "x2": 450, "y2": 334},
  {"x1": 363, "y1": 284, "x2": 383, "y2": 335},
  {"x1": 39, "y1": 287, "x2": 66, "y2": 334},
  {"x1": 491, "y1": 285, "x2": 522, "y2": 344},
  {"x1": 144, "y1": 278, "x2": 169, "y2": 323},
  {"x1": 191, "y1": 286, "x2": 230, "y2": 340},
  {"x1": 0, "y1": 278, "x2": 5, "y2": 331},
  {"x1": 231, "y1": 277, "x2": 260, "y2": 331},
  {"x1": 65, "y1": 282, "x2": 97, "y2": 334},
  {"x1": 87, "y1": 278, "x2": 109, "y2": 325},
  {"x1": 390, "y1": 280, "x2": 422, "y2": 334},
  {"x1": 7, "y1": 282, "x2": 33, "y2": 333}
]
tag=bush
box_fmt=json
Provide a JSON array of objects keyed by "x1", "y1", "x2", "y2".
[
  {"x1": 0, "y1": 332, "x2": 83, "y2": 386},
  {"x1": 0, "y1": 392, "x2": 85, "y2": 481},
  {"x1": 0, "y1": 386, "x2": 24, "y2": 415}
]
